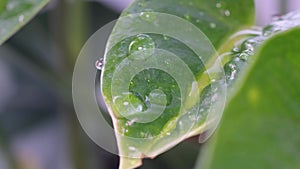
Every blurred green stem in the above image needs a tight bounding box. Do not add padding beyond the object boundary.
[50,0,88,169]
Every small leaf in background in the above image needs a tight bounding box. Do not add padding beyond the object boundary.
[0,0,49,45]
[199,27,300,169]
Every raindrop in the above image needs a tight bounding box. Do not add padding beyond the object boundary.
[229,69,237,81]
[121,128,126,135]
[216,3,222,8]
[210,23,216,29]
[145,96,150,102]
[224,10,231,16]
[18,15,24,22]
[262,25,276,36]
[128,34,155,60]
[129,146,137,151]
[163,35,169,40]
[126,119,137,126]
[95,58,104,70]
[184,14,191,20]
[245,43,254,52]
[239,53,248,61]
[229,63,236,69]
[233,47,240,53]
[140,10,156,22]
[136,104,143,112]
[234,57,241,62]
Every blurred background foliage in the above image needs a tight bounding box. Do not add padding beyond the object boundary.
[0,0,299,169]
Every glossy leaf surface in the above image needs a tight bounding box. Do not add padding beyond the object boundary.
[101,0,255,168]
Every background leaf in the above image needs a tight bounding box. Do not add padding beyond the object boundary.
[199,27,300,169]
[0,0,49,45]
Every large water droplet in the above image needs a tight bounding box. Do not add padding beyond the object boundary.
[95,58,104,70]
[128,34,155,60]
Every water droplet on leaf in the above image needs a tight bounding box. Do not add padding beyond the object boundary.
[128,34,155,60]
[163,35,169,40]
[140,10,156,22]
[184,14,191,20]
[224,10,231,16]
[95,58,104,70]
[210,23,216,28]
[18,15,24,22]
[239,53,248,61]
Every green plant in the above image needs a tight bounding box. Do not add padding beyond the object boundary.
[1,0,300,169]
[101,0,300,169]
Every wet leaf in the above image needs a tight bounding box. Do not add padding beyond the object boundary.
[198,12,300,169]
[0,0,49,45]
[101,0,255,168]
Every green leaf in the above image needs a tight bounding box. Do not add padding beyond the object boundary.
[101,0,255,168]
[198,27,300,169]
[0,0,7,13]
[0,0,49,45]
